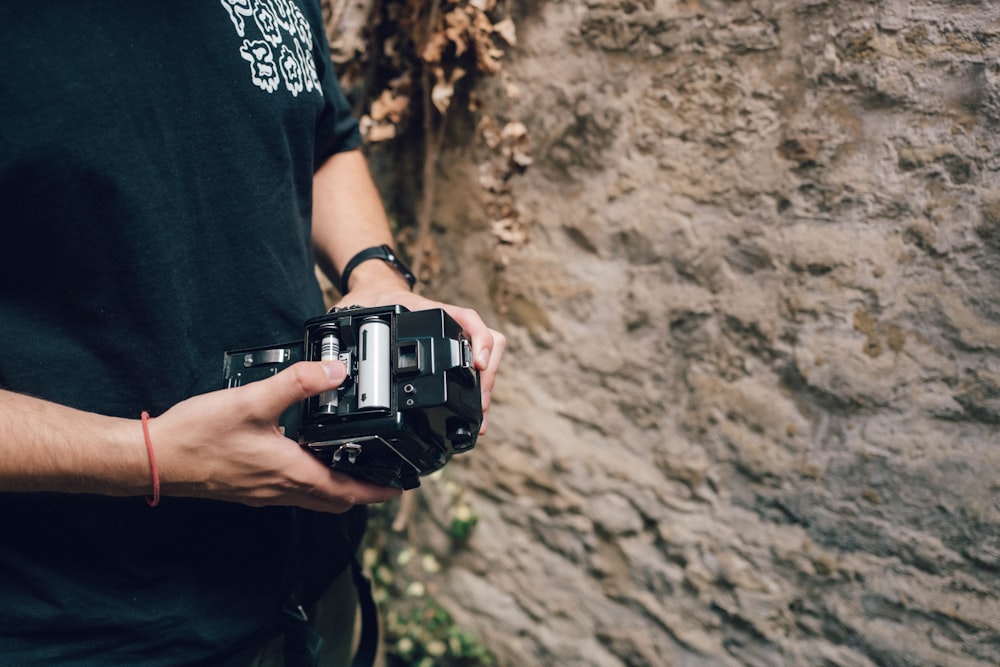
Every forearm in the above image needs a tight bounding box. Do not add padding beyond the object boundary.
[0,389,147,496]
[312,148,411,293]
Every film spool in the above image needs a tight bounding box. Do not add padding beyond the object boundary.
[316,328,340,413]
[357,317,390,410]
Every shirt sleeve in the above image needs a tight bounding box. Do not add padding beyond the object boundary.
[303,0,363,167]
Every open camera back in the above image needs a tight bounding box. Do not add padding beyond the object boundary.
[223,305,482,489]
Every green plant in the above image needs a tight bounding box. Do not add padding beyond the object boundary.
[363,489,495,666]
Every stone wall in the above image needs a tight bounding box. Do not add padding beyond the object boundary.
[359,1,1000,665]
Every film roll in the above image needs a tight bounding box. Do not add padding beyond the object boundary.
[357,317,391,410]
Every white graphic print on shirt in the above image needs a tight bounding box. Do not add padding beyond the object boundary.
[221,0,323,97]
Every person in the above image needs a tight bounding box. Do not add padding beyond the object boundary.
[0,2,504,665]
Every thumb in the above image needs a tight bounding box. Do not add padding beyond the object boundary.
[246,360,347,418]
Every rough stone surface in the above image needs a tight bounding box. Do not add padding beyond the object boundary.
[363,1,1000,665]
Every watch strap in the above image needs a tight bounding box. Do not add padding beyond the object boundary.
[339,244,416,294]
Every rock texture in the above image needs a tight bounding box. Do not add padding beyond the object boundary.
[362,1,1000,665]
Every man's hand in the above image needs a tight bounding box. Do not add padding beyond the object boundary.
[335,269,506,435]
[146,360,403,512]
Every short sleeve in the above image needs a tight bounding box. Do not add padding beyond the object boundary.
[303,0,363,167]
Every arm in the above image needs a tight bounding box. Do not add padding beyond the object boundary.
[0,389,146,496]
[0,362,401,512]
[312,149,506,433]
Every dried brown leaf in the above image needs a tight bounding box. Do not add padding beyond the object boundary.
[444,8,472,57]
[476,47,504,74]
[421,29,448,63]
[492,17,517,46]
[501,121,527,141]
[478,173,502,192]
[471,10,504,74]
[501,121,532,167]
[430,66,467,114]
[491,217,529,246]
[360,115,398,143]
[370,89,410,123]
[478,116,502,149]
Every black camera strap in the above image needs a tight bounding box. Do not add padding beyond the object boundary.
[281,508,379,667]
[281,604,325,667]
[347,549,379,667]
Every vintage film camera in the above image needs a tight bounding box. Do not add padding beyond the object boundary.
[223,305,482,490]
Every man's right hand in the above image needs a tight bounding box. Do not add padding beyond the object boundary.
[0,362,402,513]
[145,361,403,512]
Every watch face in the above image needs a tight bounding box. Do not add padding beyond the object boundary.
[382,245,416,288]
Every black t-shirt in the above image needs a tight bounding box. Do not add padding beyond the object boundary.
[0,2,363,663]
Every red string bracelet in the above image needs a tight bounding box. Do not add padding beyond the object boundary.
[140,411,160,507]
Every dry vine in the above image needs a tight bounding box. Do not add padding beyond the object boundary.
[325,0,529,296]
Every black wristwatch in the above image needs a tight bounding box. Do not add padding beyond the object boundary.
[339,244,417,294]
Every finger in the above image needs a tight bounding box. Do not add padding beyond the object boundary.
[436,307,503,435]
[478,328,505,403]
[440,305,495,371]
[322,470,405,506]
[484,328,506,382]
[289,472,404,513]
[241,361,347,421]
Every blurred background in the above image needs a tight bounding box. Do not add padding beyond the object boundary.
[323,1,1000,665]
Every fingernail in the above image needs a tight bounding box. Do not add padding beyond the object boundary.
[321,361,347,382]
[477,348,491,370]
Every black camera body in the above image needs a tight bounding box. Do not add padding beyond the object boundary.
[223,305,482,490]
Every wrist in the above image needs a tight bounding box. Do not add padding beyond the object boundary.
[140,411,160,506]
[346,259,414,294]
[104,414,157,497]
[339,244,416,295]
